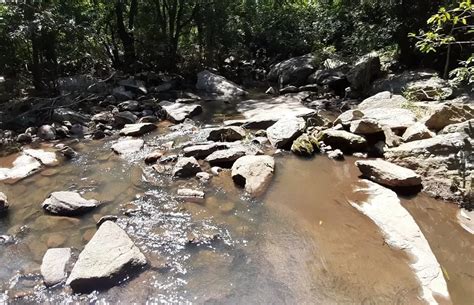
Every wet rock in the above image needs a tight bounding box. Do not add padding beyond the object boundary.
[41,248,71,287]
[144,150,163,164]
[205,147,247,167]
[196,172,211,183]
[207,126,246,142]
[114,111,137,126]
[266,115,305,149]
[0,155,42,181]
[231,155,275,196]
[211,166,223,176]
[111,139,144,154]
[267,54,316,87]
[319,129,367,153]
[37,125,56,140]
[92,129,106,140]
[24,149,58,166]
[347,52,381,91]
[402,122,434,142]
[16,133,32,144]
[327,149,344,160]
[159,101,203,123]
[252,136,268,145]
[118,100,139,112]
[119,123,157,137]
[172,157,201,178]
[196,70,248,97]
[59,146,77,159]
[66,221,147,293]
[183,142,230,159]
[159,154,178,163]
[279,85,299,94]
[42,192,99,216]
[96,215,118,227]
[152,164,172,174]
[0,192,8,214]
[349,119,382,135]
[357,91,407,110]
[291,133,319,156]
[356,159,422,188]
[52,108,90,125]
[176,189,205,203]
[424,103,474,131]
[92,112,114,124]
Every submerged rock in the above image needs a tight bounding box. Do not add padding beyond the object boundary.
[172,157,201,178]
[207,126,246,142]
[176,189,205,203]
[0,192,8,214]
[231,155,275,196]
[0,155,42,181]
[42,191,99,216]
[266,115,305,149]
[111,139,144,154]
[196,70,248,97]
[41,248,71,287]
[356,159,422,188]
[119,123,157,137]
[66,221,147,293]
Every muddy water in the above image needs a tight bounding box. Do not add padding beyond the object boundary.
[0,111,473,304]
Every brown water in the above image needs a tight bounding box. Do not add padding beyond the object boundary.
[0,104,473,304]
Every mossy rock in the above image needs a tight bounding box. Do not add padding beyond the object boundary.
[291,134,320,156]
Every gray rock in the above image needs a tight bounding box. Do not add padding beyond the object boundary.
[66,221,147,293]
[370,69,438,95]
[349,119,382,135]
[118,100,139,112]
[358,91,407,110]
[41,248,71,287]
[205,147,247,167]
[119,123,157,137]
[172,157,201,178]
[266,116,306,148]
[92,112,114,124]
[114,111,138,126]
[111,139,144,154]
[207,126,246,142]
[118,79,147,95]
[356,159,422,188]
[363,108,417,131]
[37,125,56,140]
[183,142,230,159]
[23,149,58,166]
[279,85,299,94]
[176,189,205,203]
[402,122,434,142]
[196,172,211,182]
[160,101,202,123]
[42,191,99,216]
[327,149,344,160]
[440,119,474,135]
[231,155,275,197]
[53,108,90,125]
[334,109,365,126]
[267,54,316,87]
[347,52,381,91]
[196,70,248,97]
[319,129,367,153]
[112,86,135,101]
[424,103,474,131]
[405,76,452,101]
[16,133,32,144]
[0,192,8,214]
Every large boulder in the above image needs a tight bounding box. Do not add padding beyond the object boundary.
[42,191,99,216]
[172,157,201,178]
[319,129,367,152]
[357,91,407,110]
[267,54,316,87]
[119,123,157,137]
[231,155,275,196]
[266,116,306,148]
[111,139,144,154]
[0,192,8,214]
[356,159,422,188]
[370,69,438,95]
[347,52,381,91]
[207,126,246,142]
[196,70,248,97]
[159,101,202,123]
[66,221,147,293]
[424,103,474,131]
[362,108,417,131]
[402,122,434,142]
[41,248,71,287]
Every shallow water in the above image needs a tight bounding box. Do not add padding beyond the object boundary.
[0,101,473,304]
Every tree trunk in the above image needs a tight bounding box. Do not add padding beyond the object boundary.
[115,0,136,70]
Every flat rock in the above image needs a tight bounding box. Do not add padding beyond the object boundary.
[356,159,422,188]
[66,221,147,293]
[266,116,305,148]
[24,149,58,166]
[319,129,367,153]
[119,123,157,137]
[41,248,71,287]
[183,142,230,159]
[42,191,99,216]
[207,126,246,142]
[0,155,42,181]
[358,91,407,110]
[176,189,205,203]
[111,139,144,154]
[351,181,450,305]
[160,101,203,123]
[363,108,416,131]
[402,122,434,142]
[205,147,248,167]
[231,155,275,197]
[172,157,201,178]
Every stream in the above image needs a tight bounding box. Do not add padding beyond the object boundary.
[0,99,473,305]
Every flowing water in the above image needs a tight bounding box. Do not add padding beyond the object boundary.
[0,101,473,305]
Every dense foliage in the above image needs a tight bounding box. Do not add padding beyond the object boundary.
[0,0,469,92]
